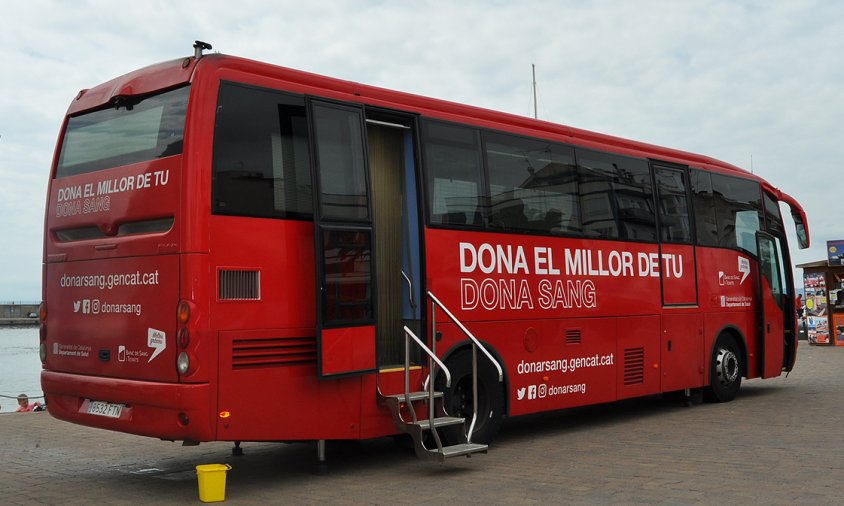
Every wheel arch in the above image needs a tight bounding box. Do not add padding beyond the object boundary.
[440,339,511,416]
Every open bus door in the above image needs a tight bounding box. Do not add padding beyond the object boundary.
[364,114,423,368]
[757,231,786,378]
[310,100,377,378]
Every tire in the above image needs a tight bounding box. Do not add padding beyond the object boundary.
[435,349,504,445]
[705,336,743,403]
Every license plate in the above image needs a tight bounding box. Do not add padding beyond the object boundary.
[87,400,124,419]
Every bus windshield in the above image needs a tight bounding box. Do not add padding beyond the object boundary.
[56,85,190,178]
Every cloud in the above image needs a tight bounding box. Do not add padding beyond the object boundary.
[0,0,843,299]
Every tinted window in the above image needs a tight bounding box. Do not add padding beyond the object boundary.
[422,121,485,227]
[58,86,189,177]
[758,235,784,309]
[322,229,373,323]
[690,169,718,247]
[577,149,655,241]
[212,82,312,218]
[712,174,762,254]
[692,170,764,252]
[654,166,692,244]
[484,132,578,233]
[312,103,369,221]
[763,192,786,237]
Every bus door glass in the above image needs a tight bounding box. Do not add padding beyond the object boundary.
[310,101,376,377]
[365,115,422,367]
[757,231,785,378]
[652,164,697,305]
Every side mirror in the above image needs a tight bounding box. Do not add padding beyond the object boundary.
[792,212,809,249]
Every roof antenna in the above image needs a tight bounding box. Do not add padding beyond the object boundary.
[532,63,538,120]
[193,40,212,59]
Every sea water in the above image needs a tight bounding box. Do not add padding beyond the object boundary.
[0,326,43,414]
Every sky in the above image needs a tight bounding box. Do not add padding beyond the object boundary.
[1,0,842,301]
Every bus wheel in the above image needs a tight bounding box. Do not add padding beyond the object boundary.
[435,350,504,445]
[705,336,742,403]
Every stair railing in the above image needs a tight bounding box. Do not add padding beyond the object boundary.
[403,325,450,451]
[427,291,503,444]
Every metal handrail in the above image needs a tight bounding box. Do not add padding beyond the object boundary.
[428,292,503,380]
[427,290,503,443]
[400,270,417,310]
[403,325,450,436]
[404,326,450,386]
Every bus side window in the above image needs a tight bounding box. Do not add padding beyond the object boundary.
[576,149,655,242]
[691,169,763,255]
[212,81,312,219]
[690,169,719,247]
[654,167,692,244]
[422,120,485,228]
[711,174,763,255]
[483,131,578,234]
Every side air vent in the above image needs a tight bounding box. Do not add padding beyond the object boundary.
[232,336,316,369]
[219,269,260,300]
[624,347,645,385]
[565,329,581,345]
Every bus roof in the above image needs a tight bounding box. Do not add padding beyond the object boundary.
[68,57,198,115]
[68,53,753,178]
[64,52,808,247]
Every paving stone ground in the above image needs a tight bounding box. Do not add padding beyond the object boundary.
[2,343,843,505]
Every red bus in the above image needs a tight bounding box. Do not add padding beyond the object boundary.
[41,42,810,463]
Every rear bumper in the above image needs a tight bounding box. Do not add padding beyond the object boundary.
[41,370,214,441]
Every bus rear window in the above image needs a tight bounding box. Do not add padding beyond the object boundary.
[56,86,189,177]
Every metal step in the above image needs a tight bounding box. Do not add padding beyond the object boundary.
[380,391,443,405]
[413,416,464,431]
[438,443,488,459]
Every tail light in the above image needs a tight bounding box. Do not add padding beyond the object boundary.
[177,300,191,325]
[178,327,190,348]
[176,300,195,376]
[177,352,190,374]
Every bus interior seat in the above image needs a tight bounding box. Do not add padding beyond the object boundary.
[492,198,528,229]
[443,212,467,225]
[543,209,563,229]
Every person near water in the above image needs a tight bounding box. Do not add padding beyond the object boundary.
[15,394,42,413]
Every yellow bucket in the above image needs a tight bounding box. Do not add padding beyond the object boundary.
[196,463,232,503]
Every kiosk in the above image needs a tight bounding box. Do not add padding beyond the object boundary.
[798,256,844,346]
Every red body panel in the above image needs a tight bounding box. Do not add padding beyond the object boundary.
[320,326,376,376]
[660,244,697,305]
[42,369,214,441]
[44,255,178,382]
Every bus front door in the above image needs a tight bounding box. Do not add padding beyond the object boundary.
[757,231,785,378]
[310,100,377,378]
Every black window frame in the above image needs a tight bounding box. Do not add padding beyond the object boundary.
[420,119,487,229]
